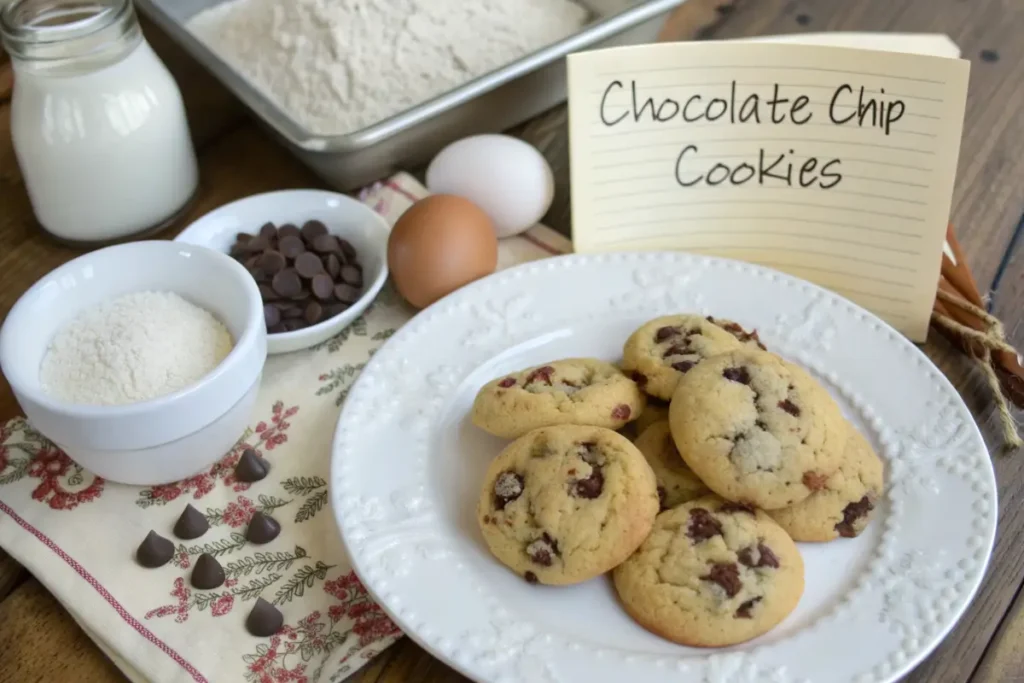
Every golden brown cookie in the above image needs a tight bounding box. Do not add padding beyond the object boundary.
[634,420,709,509]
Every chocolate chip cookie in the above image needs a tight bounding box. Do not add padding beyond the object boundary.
[631,397,669,436]
[634,420,709,510]
[669,349,848,510]
[477,425,659,585]
[705,316,767,351]
[769,429,884,541]
[613,496,804,647]
[471,358,647,439]
[621,315,745,401]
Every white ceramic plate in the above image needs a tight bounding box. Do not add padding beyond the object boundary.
[330,252,996,683]
[175,189,390,354]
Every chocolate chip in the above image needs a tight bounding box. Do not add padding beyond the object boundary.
[572,467,604,499]
[235,448,270,482]
[980,49,1000,63]
[663,344,690,357]
[524,571,539,584]
[778,399,800,416]
[278,224,301,241]
[526,533,559,566]
[735,596,762,619]
[191,552,226,589]
[280,303,304,319]
[672,361,696,373]
[498,377,516,388]
[256,250,286,275]
[339,264,363,287]
[301,219,329,244]
[324,303,350,318]
[246,511,281,544]
[278,235,306,259]
[578,441,600,465]
[702,562,742,597]
[294,251,324,279]
[264,304,281,329]
[311,273,335,300]
[173,504,209,540]
[136,530,174,568]
[655,326,680,342]
[525,365,555,386]
[718,501,756,515]
[281,319,304,332]
[687,507,723,542]
[304,301,324,325]
[338,238,357,261]
[493,471,524,510]
[258,222,277,242]
[311,234,340,254]
[738,542,780,569]
[334,283,361,304]
[802,471,828,491]
[246,597,284,637]
[258,283,277,301]
[836,496,874,537]
[246,235,269,253]
[326,253,342,278]
[271,269,302,298]
[611,404,631,420]
[723,367,751,384]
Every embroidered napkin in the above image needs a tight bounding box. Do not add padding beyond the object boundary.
[0,172,572,683]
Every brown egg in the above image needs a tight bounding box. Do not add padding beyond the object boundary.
[387,195,498,309]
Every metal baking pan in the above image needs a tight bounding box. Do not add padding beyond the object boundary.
[135,0,687,190]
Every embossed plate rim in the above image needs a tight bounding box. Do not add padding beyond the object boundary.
[330,251,997,683]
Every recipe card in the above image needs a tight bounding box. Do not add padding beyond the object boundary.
[566,41,970,342]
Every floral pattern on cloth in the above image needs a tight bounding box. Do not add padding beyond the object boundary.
[0,173,572,683]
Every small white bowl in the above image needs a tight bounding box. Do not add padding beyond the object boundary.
[0,241,267,486]
[175,189,391,354]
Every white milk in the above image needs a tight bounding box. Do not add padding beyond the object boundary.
[5,1,198,243]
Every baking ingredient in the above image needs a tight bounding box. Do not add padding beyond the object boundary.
[135,531,174,568]
[191,553,226,589]
[187,0,590,136]
[5,0,198,243]
[388,195,498,309]
[174,504,210,540]
[426,135,555,238]
[229,220,363,333]
[245,511,281,544]
[235,448,271,482]
[39,291,233,406]
[247,597,284,636]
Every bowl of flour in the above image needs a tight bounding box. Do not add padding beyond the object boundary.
[0,240,267,485]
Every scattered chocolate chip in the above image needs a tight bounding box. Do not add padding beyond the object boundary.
[735,596,762,619]
[191,553,226,589]
[246,511,281,544]
[339,265,362,288]
[334,283,361,304]
[136,530,174,568]
[611,404,631,420]
[629,371,648,388]
[498,377,516,388]
[719,501,756,515]
[494,472,524,510]
[235,448,270,482]
[278,235,306,259]
[723,366,752,384]
[702,562,742,597]
[802,471,828,491]
[264,304,281,329]
[778,399,800,416]
[836,496,874,537]
[573,467,604,499]
[294,251,324,279]
[524,571,539,584]
[655,326,680,342]
[687,507,723,542]
[657,486,668,510]
[174,504,209,540]
[980,49,1000,63]
[526,533,559,566]
[246,597,284,637]
[672,360,696,373]
[301,219,329,244]
[738,542,780,569]
[278,224,301,241]
[271,269,302,298]
[525,365,555,386]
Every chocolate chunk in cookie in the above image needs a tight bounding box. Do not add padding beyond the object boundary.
[737,542,780,569]
[493,472,524,510]
[702,562,742,597]
[526,533,560,566]
[687,507,723,542]
[836,496,874,537]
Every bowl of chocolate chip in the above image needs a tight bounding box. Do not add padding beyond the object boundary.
[175,190,390,353]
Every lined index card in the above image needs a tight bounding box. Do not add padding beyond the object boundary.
[567,42,970,341]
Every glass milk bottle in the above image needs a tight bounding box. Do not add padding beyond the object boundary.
[1,0,199,245]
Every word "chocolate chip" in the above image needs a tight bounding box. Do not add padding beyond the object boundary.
[174,504,210,540]
[230,220,364,334]
[246,597,284,637]
[136,531,174,568]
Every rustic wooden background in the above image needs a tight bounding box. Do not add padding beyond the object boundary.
[1,0,1023,681]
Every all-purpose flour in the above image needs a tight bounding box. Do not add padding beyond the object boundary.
[40,291,234,406]
[187,0,590,136]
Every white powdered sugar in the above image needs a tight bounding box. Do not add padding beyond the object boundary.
[187,0,590,136]
[40,291,234,406]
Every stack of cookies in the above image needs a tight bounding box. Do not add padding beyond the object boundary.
[470,314,884,648]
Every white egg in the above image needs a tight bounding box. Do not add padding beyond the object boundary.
[426,134,555,239]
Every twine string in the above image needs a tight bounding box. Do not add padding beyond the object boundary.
[932,288,1023,453]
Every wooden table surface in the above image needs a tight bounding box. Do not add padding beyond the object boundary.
[2,0,1024,681]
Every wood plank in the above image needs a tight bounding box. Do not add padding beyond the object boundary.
[0,579,125,683]
[972,584,1024,682]
[0,548,26,601]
